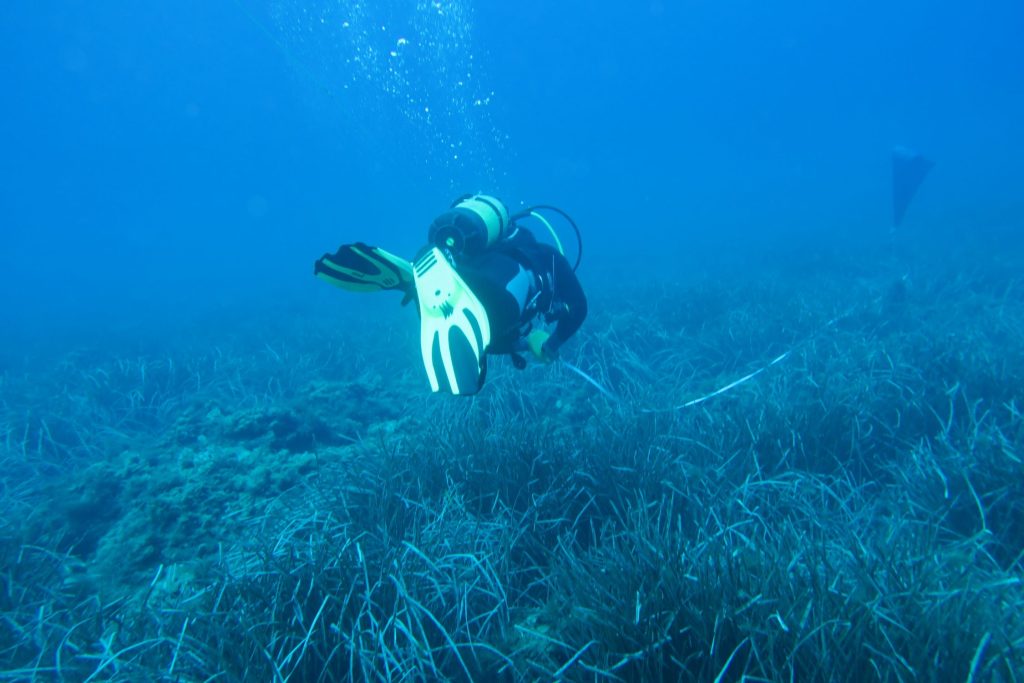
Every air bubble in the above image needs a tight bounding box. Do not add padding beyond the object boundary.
[272,0,505,188]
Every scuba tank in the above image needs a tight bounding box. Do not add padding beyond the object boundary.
[428,194,583,273]
[428,194,511,260]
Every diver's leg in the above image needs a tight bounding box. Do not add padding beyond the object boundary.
[458,252,530,353]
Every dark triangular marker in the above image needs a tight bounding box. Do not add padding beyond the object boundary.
[892,146,934,226]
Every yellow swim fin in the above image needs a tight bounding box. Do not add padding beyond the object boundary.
[314,243,413,293]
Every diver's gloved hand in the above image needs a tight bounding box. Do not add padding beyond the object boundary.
[526,329,558,363]
[541,340,559,362]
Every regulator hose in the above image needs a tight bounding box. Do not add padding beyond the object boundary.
[511,205,583,272]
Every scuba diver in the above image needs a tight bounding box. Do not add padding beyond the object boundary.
[313,195,587,396]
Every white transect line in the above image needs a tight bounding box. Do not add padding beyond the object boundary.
[562,360,618,401]
[663,295,878,412]
[673,351,791,410]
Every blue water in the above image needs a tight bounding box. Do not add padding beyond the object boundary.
[3,0,1021,345]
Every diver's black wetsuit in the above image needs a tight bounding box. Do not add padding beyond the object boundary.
[457,227,587,357]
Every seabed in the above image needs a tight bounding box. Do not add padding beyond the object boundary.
[2,244,1022,681]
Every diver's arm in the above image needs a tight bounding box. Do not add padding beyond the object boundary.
[546,253,587,352]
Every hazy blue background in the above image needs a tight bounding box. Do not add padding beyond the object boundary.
[2,0,1022,355]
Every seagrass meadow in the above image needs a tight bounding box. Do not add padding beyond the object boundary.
[2,243,1023,682]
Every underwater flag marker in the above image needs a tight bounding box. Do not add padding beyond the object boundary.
[892,146,934,227]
